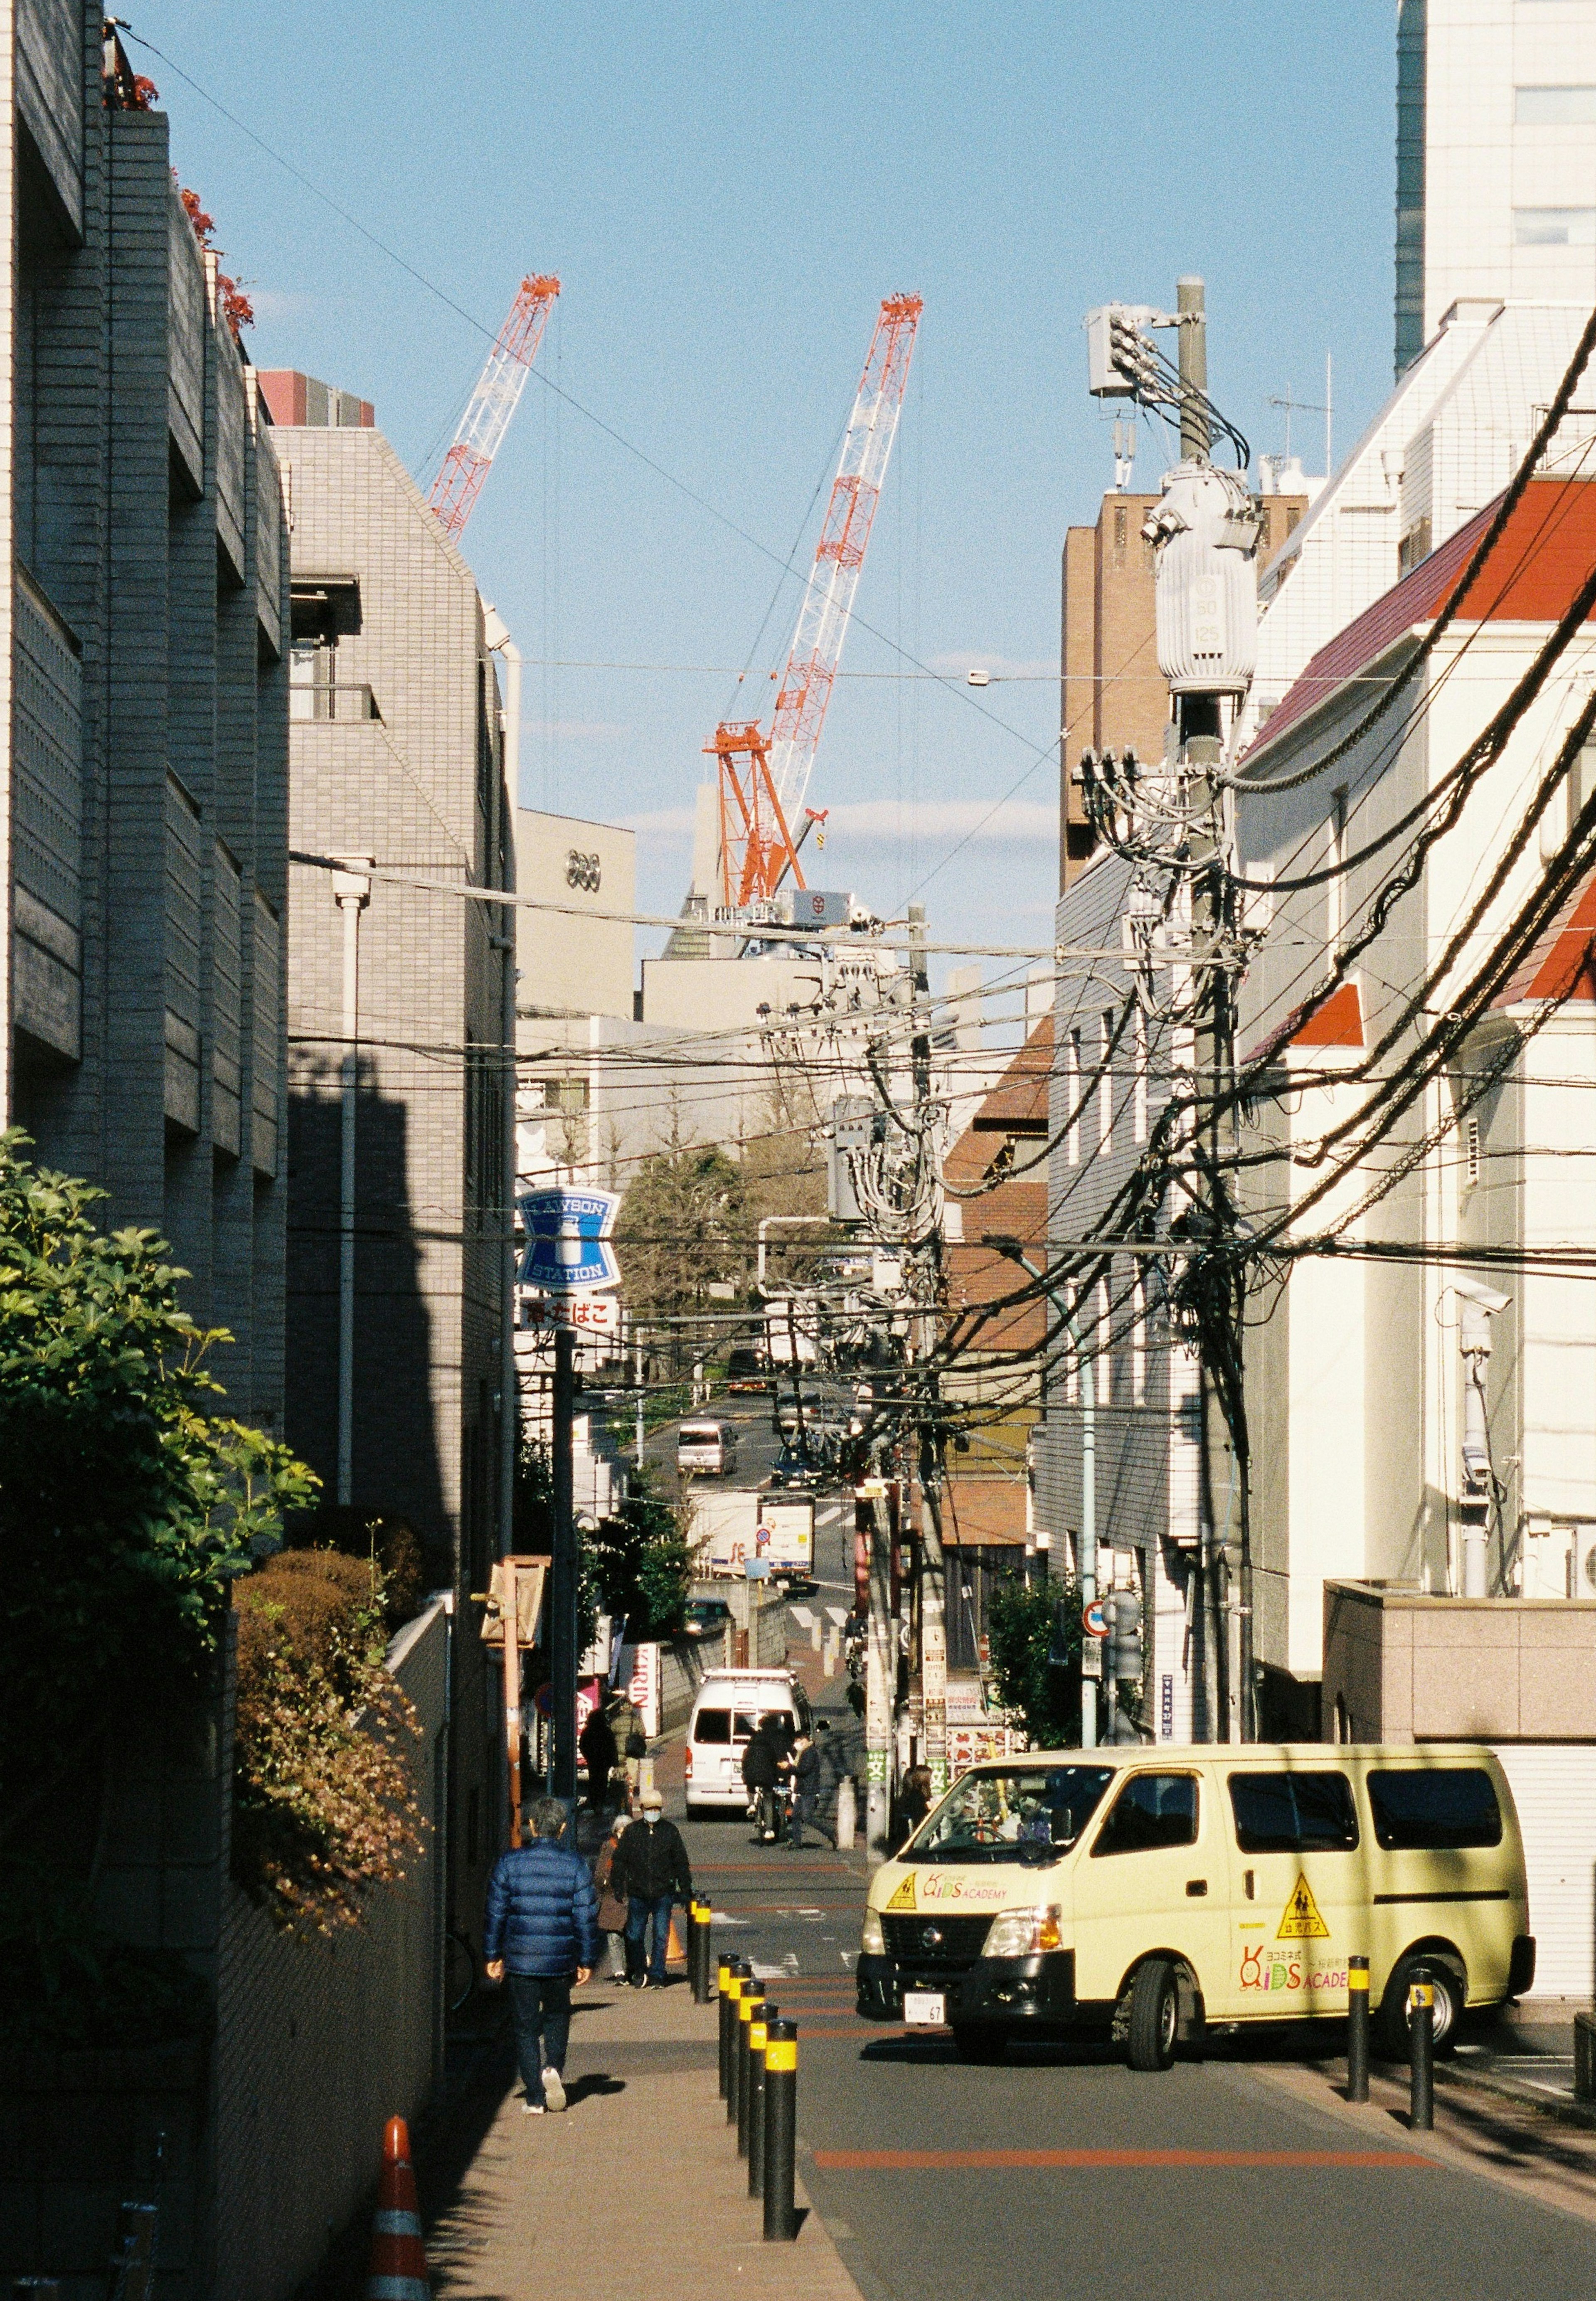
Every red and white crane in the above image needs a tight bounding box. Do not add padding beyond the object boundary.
[427,274,561,540]
[712,293,922,911]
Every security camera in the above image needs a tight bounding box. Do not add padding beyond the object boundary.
[1453,1276,1510,1357]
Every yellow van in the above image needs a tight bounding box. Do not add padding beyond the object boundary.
[856,1744,1533,2068]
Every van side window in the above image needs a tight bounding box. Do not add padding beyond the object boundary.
[1368,1768,1502,1850]
[693,1709,732,1745]
[732,1711,758,1742]
[1091,1772,1198,1856]
[1229,1771,1359,1854]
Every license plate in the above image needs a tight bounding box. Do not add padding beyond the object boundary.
[904,1991,946,2028]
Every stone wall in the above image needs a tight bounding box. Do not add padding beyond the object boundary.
[1323,1580,1596,1742]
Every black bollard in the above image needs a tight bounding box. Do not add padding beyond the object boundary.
[737,1986,766,2158]
[1347,1954,1370,2104]
[748,2001,775,2198]
[724,1961,749,2117]
[1409,1967,1434,2131]
[692,1901,714,2004]
[716,1954,734,2098]
[763,2020,798,2242]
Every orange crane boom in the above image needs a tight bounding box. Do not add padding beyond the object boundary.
[428,275,560,541]
[714,293,921,911]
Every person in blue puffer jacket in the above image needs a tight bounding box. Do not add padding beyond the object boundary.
[484,1796,602,2114]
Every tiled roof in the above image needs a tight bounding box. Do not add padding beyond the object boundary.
[1495,870,1596,1006]
[969,1015,1053,1131]
[1243,980,1364,1068]
[1244,480,1596,766]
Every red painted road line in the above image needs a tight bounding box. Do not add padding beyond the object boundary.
[812,2148,1436,2171]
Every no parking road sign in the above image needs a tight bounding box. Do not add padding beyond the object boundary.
[1082,1598,1108,1640]
[516,1187,621,1293]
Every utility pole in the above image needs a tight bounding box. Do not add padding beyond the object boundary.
[1177,276,1208,460]
[332,860,372,1508]
[550,1323,578,1803]
[908,900,949,1798]
[862,1483,893,1859]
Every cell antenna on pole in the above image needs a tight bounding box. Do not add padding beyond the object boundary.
[714,293,922,911]
[427,274,560,540]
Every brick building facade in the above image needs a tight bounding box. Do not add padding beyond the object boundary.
[2,14,290,1425]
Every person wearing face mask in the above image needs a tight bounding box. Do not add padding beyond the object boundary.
[610,1788,693,1988]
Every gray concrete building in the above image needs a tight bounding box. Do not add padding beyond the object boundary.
[1,17,291,1427]
[264,375,514,1916]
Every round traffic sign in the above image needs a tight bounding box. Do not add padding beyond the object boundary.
[1083,1599,1108,1639]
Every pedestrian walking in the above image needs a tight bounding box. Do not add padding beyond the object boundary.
[484,1796,600,2114]
[789,1730,823,1850]
[593,1806,630,1983]
[621,1705,648,1812]
[579,1700,619,1812]
[610,1787,692,1987]
[894,1764,932,1851]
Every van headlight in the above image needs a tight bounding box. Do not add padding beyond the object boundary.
[982,1905,1064,1959]
[861,1907,886,1956]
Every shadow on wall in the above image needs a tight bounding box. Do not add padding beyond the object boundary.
[285,1058,448,1582]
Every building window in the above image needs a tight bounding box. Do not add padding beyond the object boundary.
[1133,1007,1148,1146]
[542,1077,589,1115]
[1132,1274,1146,1406]
[1099,1009,1114,1154]
[1514,206,1596,245]
[1515,85,1596,125]
[1096,1277,1111,1407]
[1065,1289,1079,1405]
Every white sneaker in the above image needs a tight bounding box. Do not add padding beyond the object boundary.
[541,2065,566,2113]
[522,2099,545,2116]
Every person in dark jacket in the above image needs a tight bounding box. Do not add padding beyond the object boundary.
[484,1797,601,2113]
[610,1787,692,1986]
[894,1764,932,1852]
[579,1702,619,1812]
[742,1714,791,1843]
[788,1732,823,1850]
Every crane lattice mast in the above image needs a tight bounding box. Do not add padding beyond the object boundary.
[427,274,560,540]
[714,293,921,910]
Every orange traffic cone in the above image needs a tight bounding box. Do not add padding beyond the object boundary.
[367,2115,430,2300]
[667,1916,687,1969]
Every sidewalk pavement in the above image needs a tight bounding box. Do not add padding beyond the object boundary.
[421,1977,863,2301]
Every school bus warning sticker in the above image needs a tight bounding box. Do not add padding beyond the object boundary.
[884,1873,917,1914]
[1276,1872,1330,1940]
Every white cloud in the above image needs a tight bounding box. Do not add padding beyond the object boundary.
[821,798,1056,843]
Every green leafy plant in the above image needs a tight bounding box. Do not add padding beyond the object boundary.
[0,1130,317,1837]
[589,1466,692,1639]
[986,1573,1082,1749]
[232,1549,426,1934]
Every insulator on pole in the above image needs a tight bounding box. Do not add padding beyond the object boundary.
[427,274,560,542]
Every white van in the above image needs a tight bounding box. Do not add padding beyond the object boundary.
[677,1420,738,1477]
[857,1743,1532,2068]
[683,1668,811,1815]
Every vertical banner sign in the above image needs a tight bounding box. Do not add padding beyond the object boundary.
[629,1641,661,1740]
[1161,1674,1175,1742]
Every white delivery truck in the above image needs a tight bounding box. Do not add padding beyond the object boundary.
[689,1489,815,1584]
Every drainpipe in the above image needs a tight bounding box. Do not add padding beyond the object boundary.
[332,860,372,1507]
[486,609,521,1562]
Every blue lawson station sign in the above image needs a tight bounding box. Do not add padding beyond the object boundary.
[516,1187,621,1295]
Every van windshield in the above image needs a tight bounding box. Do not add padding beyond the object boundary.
[909,1765,1117,1865]
[680,1426,721,1444]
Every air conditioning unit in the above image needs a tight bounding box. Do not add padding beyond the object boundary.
[1575,1526,1596,1601]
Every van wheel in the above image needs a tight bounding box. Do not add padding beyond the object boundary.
[1126,1959,1180,2072]
[1381,1956,1464,2058]
[952,2023,1008,2064]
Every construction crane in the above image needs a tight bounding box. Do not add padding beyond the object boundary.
[713,293,922,911]
[427,274,560,540]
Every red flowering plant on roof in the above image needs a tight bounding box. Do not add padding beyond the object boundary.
[178,183,256,339]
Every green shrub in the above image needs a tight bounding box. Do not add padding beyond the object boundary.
[986,1573,1082,1749]
[232,1550,426,1934]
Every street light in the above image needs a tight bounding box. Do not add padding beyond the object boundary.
[984,1234,1098,1750]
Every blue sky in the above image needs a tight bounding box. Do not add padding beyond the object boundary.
[138,3,1395,977]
